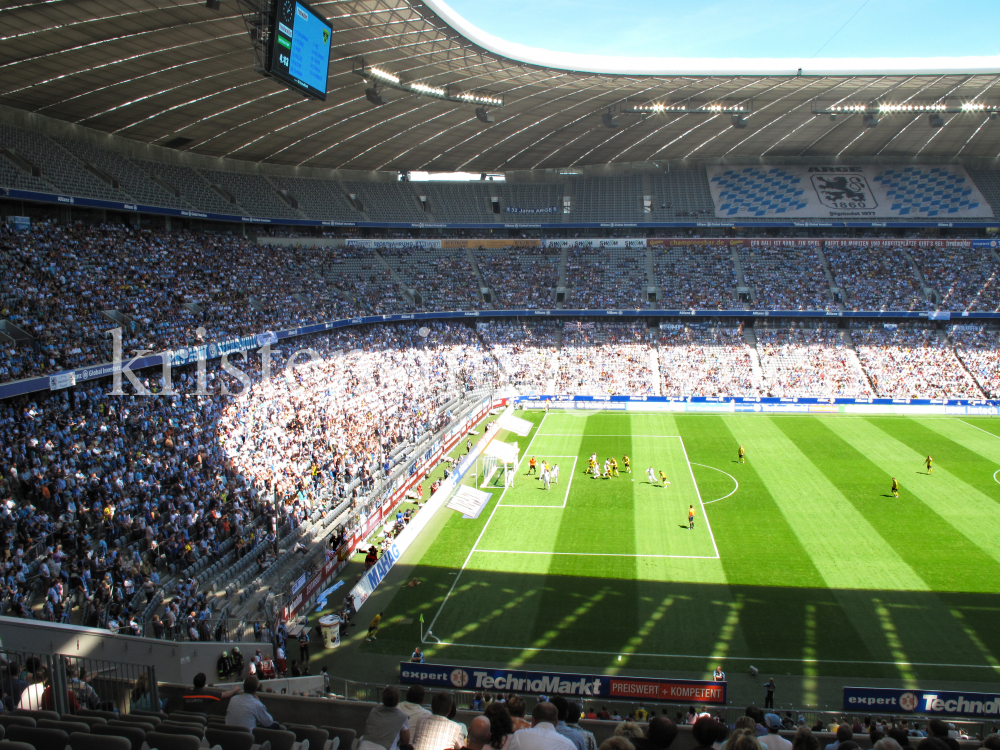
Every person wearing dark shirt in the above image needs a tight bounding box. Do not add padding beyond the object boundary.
[182,672,239,713]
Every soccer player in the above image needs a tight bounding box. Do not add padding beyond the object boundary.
[623,455,631,473]
[647,467,656,485]
[610,457,619,477]
[925,455,933,474]
[551,464,559,484]
[659,470,671,487]
[738,445,745,464]
[592,461,601,479]
[688,505,695,530]
[541,465,550,491]
[527,456,537,475]
[891,477,899,498]
[366,611,383,641]
[603,459,611,479]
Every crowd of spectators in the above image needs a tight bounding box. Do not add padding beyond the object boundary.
[475,248,561,309]
[953,328,1000,398]
[853,325,982,399]
[910,247,1000,312]
[654,246,736,309]
[738,246,835,310]
[557,324,658,395]
[826,246,930,311]
[756,327,873,399]
[381,248,487,311]
[659,326,759,398]
[478,322,560,391]
[565,248,646,309]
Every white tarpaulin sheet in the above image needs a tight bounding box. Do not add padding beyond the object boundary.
[498,412,534,436]
[446,485,492,519]
[707,165,993,220]
[484,440,520,463]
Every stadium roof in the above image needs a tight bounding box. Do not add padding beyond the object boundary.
[2,0,1000,172]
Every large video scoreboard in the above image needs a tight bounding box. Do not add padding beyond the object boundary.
[268,0,332,100]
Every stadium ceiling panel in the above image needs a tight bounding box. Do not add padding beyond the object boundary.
[1,0,1000,171]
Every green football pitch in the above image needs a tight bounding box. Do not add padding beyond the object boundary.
[366,410,1000,686]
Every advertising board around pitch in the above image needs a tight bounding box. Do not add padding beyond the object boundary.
[400,663,726,704]
[844,687,1000,719]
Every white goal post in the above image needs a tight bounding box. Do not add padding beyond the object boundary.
[479,440,520,488]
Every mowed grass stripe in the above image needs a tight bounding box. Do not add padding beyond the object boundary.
[826,418,1000,569]
[909,418,1000,501]
[777,418,1000,669]
[725,416,928,591]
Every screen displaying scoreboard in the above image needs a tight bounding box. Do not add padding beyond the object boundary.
[268,0,332,101]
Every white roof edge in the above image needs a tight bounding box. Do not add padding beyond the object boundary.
[421,0,1000,77]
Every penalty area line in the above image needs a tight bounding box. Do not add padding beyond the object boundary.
[472,549,718,559]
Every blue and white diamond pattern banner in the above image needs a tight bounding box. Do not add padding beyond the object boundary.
[707,165,993,219]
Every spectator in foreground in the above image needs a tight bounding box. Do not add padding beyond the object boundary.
[483,701,514,749]
[413,692,465,750]
[566,703,598,750]
[760,715,791,750]
[725,730,763,750]
[183,672,240,712]
[873,740,903,750]
[551,696,587,750]
[601,741,635,750]
[692,717,720,750]
[399,684,432,725]
[792,727,820,750]
[632,716,678,750]
[508,695,532,732]
[225,676,280,730]
[615,722,644,740]
[826,726,853,750]
[360,686,411,750]
[462,716,493,750]
[508,702,576,750]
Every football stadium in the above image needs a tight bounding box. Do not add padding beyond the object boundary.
[1,0,1000,748]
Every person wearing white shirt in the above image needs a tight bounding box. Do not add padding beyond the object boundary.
[507,703,576,750]
[398,684,432,725]
[759,714,792,750]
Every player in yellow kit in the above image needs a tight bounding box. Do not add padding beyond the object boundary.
[738,445,745,464]
[623,455,631,473]
[659,471,670,487]
[891,477,899,498]
[925,455,933,474]
[610,457,619,477]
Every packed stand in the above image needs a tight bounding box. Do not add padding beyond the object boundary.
[910,247,1000,312]
[654,246,736,309]
[756,327,873,398]
[738,246,835,310]
[852,325,983,399]
[475,248,560,309]
[477,321,560,392]
[0,222,392,381]
[952,328,1000,397]
[826,246,931,311]
[659,325,760,397]
[557,324,658,395]
[564,247,646,309]
[219,322,497,500]
[380,248,486,311]
[320,247,414,316]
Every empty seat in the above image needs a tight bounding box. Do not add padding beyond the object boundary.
[12,710,61,722]
[168,714,206,726]
[204,728,256,750]
[0,719,34,731]
[156,724,205,740]
[129,712,168,723]
[79,711,120,723]
[39,721,91,735]
[320,729,355,750]
[144,732,202,750]
[68,732,131,750]
[63,717,107,730]
[213,727,252,735]
[0,741,37,750]
[114,719,157,732]
[286,727,329,750]
[6,725,70,750]
[251,729,300,750]
[92,723,145,748]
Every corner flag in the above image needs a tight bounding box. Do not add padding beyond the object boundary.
[419,613,424,623]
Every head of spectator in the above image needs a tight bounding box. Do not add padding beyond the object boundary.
[837,725,855,744]
[928,722,951,741]
[431,691,454,718]
[766,715,783,734]
[382,685,400,707]
[643,716,678,750]
[916,740,950,750]
[735,718,757,733]
[193,673,208,690]
[406,685,426,704]
[464,716,492,750]
[615,721,645,740]
[888,728,911,748]
[244,676,260,695]
[874,739,904,750]
[601,739,635,750]
[792,727,819,750]
[724,729,761,750]
[982,735,1000,750]
[508,695,527,719]
[533,702,560,728]
[484,702,513,749]
[693,717,720,750]
[551,695,571,723]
